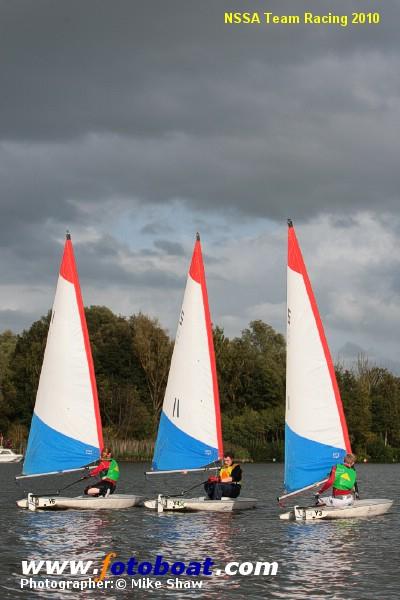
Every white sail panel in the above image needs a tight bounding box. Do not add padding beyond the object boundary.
[34,275,99,447]
[163,274,218,449]
[286,267,346,449]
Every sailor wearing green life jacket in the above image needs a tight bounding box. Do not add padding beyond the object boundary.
[84,447,120,497]
[315,453,359,508]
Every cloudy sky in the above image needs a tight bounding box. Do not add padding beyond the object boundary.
[1,0,399,369]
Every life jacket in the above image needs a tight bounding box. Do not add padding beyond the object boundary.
[333,463,356,491]
[102,458,120,482]
[219,463,241,485]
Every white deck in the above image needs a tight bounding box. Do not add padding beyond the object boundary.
[279,498,393,521]
[144,495,257,512]
[16,494,144,510]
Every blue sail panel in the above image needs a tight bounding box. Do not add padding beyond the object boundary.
[284,423,346,493]
[152,412,219,471]
[23,413,100,476]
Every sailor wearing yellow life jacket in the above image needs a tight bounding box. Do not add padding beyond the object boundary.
[316,453,359,508]
[204,452,242,501]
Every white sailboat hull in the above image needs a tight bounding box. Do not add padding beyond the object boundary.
[16,494,144,510]
[144,495,257,512]
[279,498,393,521]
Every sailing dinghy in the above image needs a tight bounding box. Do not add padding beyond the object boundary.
[16,234,143,510]
[144,234,257,512]
[278,220,392,521]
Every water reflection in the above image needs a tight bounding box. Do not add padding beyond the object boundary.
[130,511,242,597]
[276,520,360,599]
[17,511,115,560]
[7,511,125,599]
[2,463,399,600]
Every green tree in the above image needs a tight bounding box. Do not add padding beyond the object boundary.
[217,321,286,413]
[130,313,173,429]
[336,366,372,456]
[0,330,17,433]
[86,306,152,438]
[370,368,400,449]
[5,314,50,427]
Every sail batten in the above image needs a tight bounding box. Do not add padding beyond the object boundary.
[284,222,351,494]
[22,235,102,477]
[151,235,222,472]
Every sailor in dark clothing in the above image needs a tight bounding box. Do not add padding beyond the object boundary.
[204,452,242,500]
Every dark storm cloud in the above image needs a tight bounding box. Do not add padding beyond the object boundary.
[0,309,40,333]
[336,342,400,376]
[1,0,400,352]
[0,229,183,291]
[337,342,365,358]
[0,232,65,285]
[1,0,398,140]
[141,222,173,236]
[1,0,399,226]
[153,240,185,256]
[64,235,184,289]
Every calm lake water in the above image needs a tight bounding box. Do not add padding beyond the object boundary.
[1,463,398,599]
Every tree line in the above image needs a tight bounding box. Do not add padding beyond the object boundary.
[0,306,399,462]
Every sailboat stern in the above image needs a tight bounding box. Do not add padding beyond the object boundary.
[280,499,394,521]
